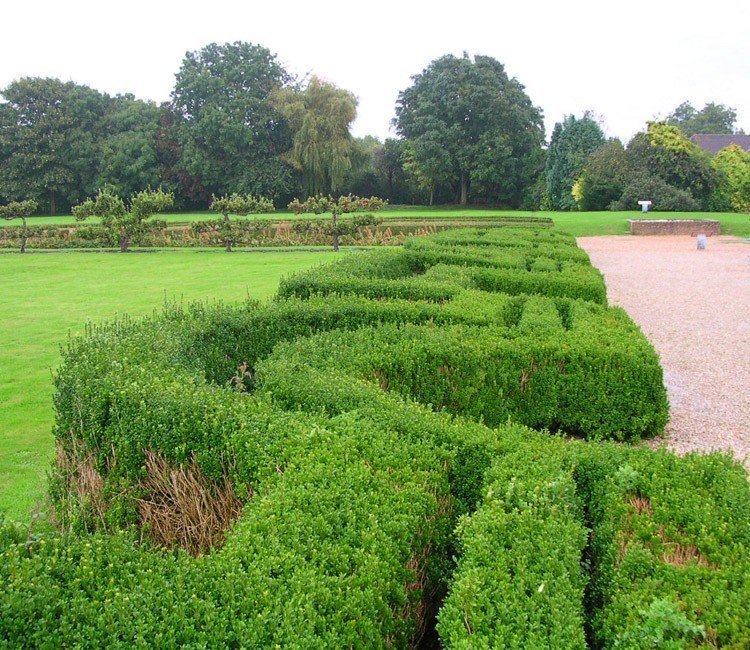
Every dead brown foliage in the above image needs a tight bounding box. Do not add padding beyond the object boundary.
[137,451,243,556]
[618,494,714,569]
[53,436,108,529]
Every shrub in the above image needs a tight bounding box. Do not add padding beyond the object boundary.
[575,446,750,648]
[1,223,745,647]
[610,172,701,212]
[438,436,588,648]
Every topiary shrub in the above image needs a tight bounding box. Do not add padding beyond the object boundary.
[0,225,746,648]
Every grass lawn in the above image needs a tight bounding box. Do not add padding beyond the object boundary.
[4,207,749,238]
[0,249,337,522]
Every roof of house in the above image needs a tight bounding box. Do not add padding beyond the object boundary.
[690,134,750,155]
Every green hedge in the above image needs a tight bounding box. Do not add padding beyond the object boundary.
[280,229,606,304]
[3,412,452,648]
[257,300,667,441]
[437,436,588,649]
[576,446,750,649]
[0,224,746,647]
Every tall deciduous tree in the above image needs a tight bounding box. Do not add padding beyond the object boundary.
[376,139,405,201]
[667,101,739,137]
[97,96,162,198]
[545,113,606,210]
[0,78,109,213]
[395,53,544,206]
[172,42,294,200]
[73,188,173,252]
[0,199,37,252]
[272,77,358,196]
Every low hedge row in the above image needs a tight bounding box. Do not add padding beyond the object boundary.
[279,228,606,304]
[437,436,588,649]
[576,446,750,648]
[257,300,667,441]
[1,225,746,647]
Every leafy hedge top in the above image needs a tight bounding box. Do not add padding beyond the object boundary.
[1,226,747,648]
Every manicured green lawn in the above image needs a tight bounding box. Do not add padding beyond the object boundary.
[5,207,749,238]
[0,249,337,522]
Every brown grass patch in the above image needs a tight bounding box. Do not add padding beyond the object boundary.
[661,540,712,568]
[372,368,389,391]
[627,494,653,516]
[137,451,243,556]
[53,436,108,529]
[618,494,714,569]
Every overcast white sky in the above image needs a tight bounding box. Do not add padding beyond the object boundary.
[1,0,748,143]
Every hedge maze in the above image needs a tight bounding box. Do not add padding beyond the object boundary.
[1,226,748,648]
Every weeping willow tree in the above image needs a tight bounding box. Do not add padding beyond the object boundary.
[273,77,357,196]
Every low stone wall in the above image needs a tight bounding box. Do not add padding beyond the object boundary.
[628,219,721,236]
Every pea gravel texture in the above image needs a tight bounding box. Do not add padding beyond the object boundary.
[579,235,750,466]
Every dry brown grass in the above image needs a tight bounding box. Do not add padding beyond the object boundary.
[137,451,243,556]
[618,494,714,570]
[372,368,389,391]
[53,436,108,529]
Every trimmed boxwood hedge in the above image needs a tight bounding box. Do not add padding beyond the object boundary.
[1,226,747,648]
[437,435,588,649]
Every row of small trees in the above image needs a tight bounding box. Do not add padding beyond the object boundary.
[0,191,386,253]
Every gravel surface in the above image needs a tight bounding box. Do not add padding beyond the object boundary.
[579,235,750,466]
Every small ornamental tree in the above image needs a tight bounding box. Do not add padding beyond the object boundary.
[0,200,37,253]
[73,188,173,252]
[209,194,274,252]
[710,145,750,213]
[288,195,387,251]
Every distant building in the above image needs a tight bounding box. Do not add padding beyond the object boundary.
[690,134,750,156]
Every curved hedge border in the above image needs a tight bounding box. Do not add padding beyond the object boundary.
[1,226,747,648]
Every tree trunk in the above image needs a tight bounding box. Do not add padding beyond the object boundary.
[119,233,129,253]
[20,217,27,253]
[224,213,232,252]
[332,212,340,252]
[50,190,56,216]
[387,171,394,200]
[429,186,434,207]
[460,172,468,206]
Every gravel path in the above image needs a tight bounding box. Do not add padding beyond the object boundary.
[578,235,750,466]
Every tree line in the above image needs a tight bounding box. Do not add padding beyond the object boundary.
[1,42,747,214]
[545,105,749,213]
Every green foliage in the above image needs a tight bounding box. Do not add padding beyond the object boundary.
[272,77,358,195]
[610,172,701,212]
[577,446,750,648]
[437,437,588,649]
[73,188,173,251]
[625,123,716,208]
[0,198,37,252]
[0,199,37,221]
[667,100,738,137]
[395,53,544,206]
[96,96,162,198]
[710,144,750,212]
[209,193,275,251]
[576,140,629,211]
[0,81,168,215]
[287,194,387,250]
[546,113,606,210]
[0,78,111,213]
[0,225,747,647]
[172,41,295,200]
